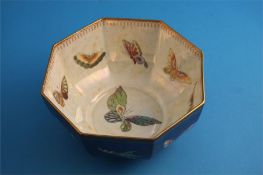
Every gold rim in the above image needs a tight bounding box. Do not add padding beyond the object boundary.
[41,18,205,141]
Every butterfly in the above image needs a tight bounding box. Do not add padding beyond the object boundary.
[53,76,68,107]
[74,51,106,69]
[104,86,161,132]
[122,39,148,68]
[164,48,192,84]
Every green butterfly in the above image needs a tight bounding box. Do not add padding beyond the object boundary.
[104,86,162,132]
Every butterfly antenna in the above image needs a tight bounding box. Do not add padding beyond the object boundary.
[125,107,133,115]
[125,110,132,115]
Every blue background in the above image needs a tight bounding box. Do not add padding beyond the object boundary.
[1,1,262,174]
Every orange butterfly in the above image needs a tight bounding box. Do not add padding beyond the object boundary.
[164,48,192,84]
[53,76,68,107]
[122,39,148,68]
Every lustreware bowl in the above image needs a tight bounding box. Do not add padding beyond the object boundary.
[41,18,205,159]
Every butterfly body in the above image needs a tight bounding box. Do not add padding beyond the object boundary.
[122,40,148,68]
[164,48,192,84]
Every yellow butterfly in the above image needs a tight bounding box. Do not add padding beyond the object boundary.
[53,76,68,107]
[164,48,192,84]
[74,51,106,69]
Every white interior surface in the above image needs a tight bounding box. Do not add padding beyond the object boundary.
[42,19,204,138]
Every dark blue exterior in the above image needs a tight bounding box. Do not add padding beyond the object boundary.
[44,96,203,159]
[153,106,204,155]
[81,136,153,159]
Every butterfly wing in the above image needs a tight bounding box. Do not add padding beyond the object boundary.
[122,39,141,59]
[61,76,68,99]
[53,91,65,107]
[132,40,142,56]
[176,70,192,84]
[120,120,132,132]
[107,86,127,112]
[104,111,122,123]
[164,48,176,73]
[126,115,162,126]
[168,48,177,70]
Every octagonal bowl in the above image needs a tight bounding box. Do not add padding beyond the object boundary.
[41,18,205,159]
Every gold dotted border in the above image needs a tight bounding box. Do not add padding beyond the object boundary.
[160,22,201,57]
[49,18,201,55]
[56,19,103,51]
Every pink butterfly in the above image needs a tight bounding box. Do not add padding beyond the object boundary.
[122,39,148,68]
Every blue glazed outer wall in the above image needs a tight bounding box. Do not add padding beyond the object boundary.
[81,136,153,159]
[153,106,204,155]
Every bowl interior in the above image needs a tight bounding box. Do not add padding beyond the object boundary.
[42,19,204,138]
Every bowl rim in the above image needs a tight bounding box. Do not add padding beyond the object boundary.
[41,17,205,141]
